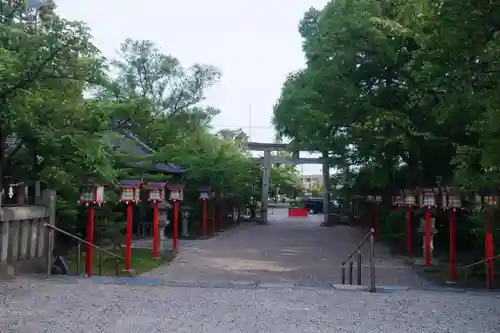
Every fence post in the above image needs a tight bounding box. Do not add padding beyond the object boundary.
[357,251,362,285]
[349,261,354,285]
[369,228,376,292]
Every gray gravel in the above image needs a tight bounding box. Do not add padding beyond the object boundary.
[1,277,499,333]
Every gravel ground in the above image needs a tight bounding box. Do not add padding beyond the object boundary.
[1,277,499,333]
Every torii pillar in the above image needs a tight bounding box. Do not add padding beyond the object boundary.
[259,150,271,224]
[322,151,330,225]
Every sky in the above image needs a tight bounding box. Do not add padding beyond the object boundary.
[56,0,329,174]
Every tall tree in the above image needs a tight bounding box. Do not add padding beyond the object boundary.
[0,0,115,195]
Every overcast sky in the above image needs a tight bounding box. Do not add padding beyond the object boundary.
[56,0,328,174]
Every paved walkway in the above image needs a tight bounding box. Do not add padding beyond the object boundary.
[144,209,424,287]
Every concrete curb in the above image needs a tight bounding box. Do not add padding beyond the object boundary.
[76,276,480,294]
[22,275,498,294]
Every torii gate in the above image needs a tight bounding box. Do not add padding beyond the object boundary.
[245,142,330,224]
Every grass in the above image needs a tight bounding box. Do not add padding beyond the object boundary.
[65,247,176,277]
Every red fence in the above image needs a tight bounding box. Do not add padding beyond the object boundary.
[288,207,308,217]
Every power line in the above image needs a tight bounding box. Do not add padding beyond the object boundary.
[249,104,252,141]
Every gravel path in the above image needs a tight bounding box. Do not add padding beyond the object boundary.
[3,209,494,332]
[1,277,499,333]
[145,209,424,287]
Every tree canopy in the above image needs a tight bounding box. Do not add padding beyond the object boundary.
[272,0,500,263]
[273,0,500,192]
[0,1,300,236]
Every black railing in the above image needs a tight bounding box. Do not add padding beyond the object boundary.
[340,228,376,292]
[45,223,124,277]
[462,253,500,290]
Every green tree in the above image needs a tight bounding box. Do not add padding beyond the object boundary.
[0,1,116,197]
[272,0,500,260]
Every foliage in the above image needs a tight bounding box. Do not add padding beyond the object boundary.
[0,1,299,241]
[272,0,500,260]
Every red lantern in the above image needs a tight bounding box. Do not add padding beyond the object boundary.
[442,187,464,283]
[78,184,105,206]
[392,194,404,206]
[199,186,211,200]
[403,189,416,207]
[118,180,142,204]
[420,187,440,208]
[77,182,106,277]
[146,182,165,202]
[167,182,185,251]
[199,186,211,237]
[443,187,463,210]
[484,195,498,207]
[167,183,185,202]
[145,181,165,259]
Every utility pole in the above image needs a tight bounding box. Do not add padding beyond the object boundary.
[248,103,252,141]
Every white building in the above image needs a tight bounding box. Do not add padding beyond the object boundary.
[298,174,323,194]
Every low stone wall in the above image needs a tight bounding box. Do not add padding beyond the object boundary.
[0,190,56,276]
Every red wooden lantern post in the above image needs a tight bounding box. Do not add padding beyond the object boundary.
[365,195,375,230]
[78,183,106,277]
[118,179,142,272]
[167,183,185,251]
[420,187,439,266]
[146,182,166,259]
[211,191,216,234]
[480,189,497,289]
[374,195,382,239]
[442,187,463,282]
[392,192,404,247]
[351,195,362,226]
[198,187,211,237]
[219,192,225,229]
[403,189,417,258]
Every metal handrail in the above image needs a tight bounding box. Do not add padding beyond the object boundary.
[45,223,123,276]
[461,253,500,290]
[341,229,373,265]
[340,228,376,292]
[461,253,500,269]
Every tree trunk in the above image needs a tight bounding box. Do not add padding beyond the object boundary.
[0,132,5,216]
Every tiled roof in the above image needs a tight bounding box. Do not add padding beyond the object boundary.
[6,128,185,175]
[103,129,185,175]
